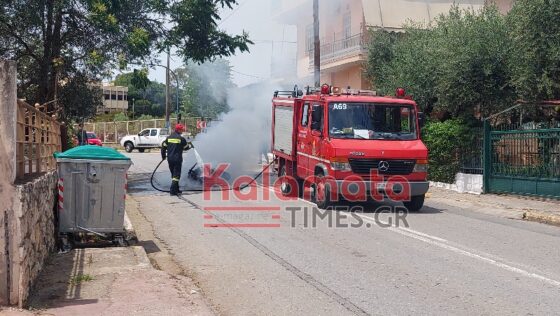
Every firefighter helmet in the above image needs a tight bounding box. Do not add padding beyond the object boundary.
[175,123,185,133]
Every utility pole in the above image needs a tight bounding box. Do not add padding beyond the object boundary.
[165,48,171,128]
[313,0,320,87]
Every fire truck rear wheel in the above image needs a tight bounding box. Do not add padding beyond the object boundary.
[279,165,294,197]
[313,173,332,209]
[403,194,425,212]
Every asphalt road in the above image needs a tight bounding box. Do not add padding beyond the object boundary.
[126,152,560,316]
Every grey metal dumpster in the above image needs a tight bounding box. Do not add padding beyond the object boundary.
[54,146,132,248]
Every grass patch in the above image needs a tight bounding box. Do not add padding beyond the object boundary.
[69,274,94,285]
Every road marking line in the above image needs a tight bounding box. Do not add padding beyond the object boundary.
[396,226,448,243]
[265,184,560,287]
[355,213,560,288]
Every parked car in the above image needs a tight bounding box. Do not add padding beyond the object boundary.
[87,132,103,146]
[120,128,170,153]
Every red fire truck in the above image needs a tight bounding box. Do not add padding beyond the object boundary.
[272,84,429,211]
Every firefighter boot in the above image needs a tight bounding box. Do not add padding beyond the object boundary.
[170,179,180,196]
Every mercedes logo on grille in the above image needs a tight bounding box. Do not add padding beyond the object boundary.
[378,161,390,172]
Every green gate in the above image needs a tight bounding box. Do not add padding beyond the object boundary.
[483,119,560,199]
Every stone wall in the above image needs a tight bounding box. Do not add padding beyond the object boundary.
[0,60,59,307]
[8,172,58,306]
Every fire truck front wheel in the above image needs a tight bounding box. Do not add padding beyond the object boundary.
[403,194,425,212]
[312,173,332,210]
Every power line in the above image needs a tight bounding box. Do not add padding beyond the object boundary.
[219,0,252,26]
[231,69,266,80]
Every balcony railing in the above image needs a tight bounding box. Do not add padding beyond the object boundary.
[308,33,368,68]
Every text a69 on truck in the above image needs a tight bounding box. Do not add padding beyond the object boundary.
[272,84,429,211]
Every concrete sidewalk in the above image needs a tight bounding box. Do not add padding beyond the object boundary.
[427,187,560,226]
[1,246,214,316]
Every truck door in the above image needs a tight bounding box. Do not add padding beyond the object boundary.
[309,103,325,174]
[137,129,150,146]
[296,102,312,177]
[148,129,159,146]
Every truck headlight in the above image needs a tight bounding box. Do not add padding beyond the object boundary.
[331,158,351,171]
[413,159,429,172]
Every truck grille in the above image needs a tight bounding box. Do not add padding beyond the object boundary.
[348,159,416,175]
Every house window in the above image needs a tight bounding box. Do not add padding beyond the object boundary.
[117,91,123,101]
[111,91,116,100]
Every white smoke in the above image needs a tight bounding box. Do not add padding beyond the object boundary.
[185,81,283,178]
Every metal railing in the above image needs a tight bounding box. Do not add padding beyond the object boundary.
[459,127,484,175]
[308,33,368,67]
[16,100,62,179]
[491,127,560,179]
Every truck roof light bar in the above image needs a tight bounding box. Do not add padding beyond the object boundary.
[274,85,304,98]
[305,86,322,95]
[274,90,297,98]
[342,89,377,96]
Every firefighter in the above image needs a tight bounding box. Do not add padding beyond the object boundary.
[161,124,193,196]
[76,123,88,146]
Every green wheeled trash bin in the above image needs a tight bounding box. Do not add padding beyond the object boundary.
[54,146,132,250]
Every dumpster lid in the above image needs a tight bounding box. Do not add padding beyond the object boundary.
[54,145,131,161]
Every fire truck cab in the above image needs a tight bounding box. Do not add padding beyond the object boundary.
[272,84,429,211]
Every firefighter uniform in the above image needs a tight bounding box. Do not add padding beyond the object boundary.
[161,126,193,195]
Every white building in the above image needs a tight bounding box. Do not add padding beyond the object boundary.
[273,0,513,89]
[99,85,129,114]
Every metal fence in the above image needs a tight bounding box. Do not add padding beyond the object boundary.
[490,126,560,178]
[484,119,560,198]
[84,117,211,144]
[16,100,62,179]
[459,127,484,175]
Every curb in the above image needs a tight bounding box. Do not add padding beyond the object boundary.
[522,211,560,227]
[124,211,134,233]
[429,181,482,195]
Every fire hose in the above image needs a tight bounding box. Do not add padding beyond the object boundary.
[150,152,274,193]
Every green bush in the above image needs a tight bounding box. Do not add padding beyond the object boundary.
[423,120,472,183]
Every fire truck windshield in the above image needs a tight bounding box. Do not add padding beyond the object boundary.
[328,102,418,140]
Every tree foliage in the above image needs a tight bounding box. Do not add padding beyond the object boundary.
[507,0,560,101]
[112,59,234,120]
[0,0,251,122]
[177,59,234,118]
[366,5,513,119]
[113,72,168,117]
[58,72,102,121]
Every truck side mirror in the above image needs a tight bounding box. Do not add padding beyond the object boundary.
[311,105,323,134]
[418,112,425,128]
